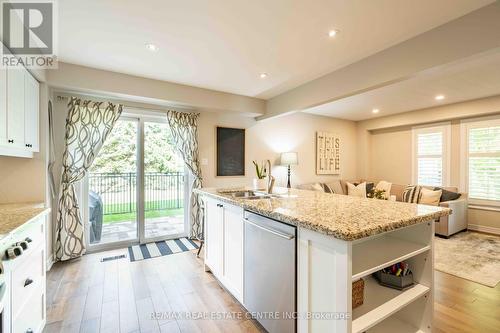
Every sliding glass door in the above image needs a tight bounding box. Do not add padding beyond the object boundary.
[84,114,187,251]
[86,117,139,247]
[142,120,187,242]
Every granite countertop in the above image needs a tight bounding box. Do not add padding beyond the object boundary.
[195,187,451,241]
[0,202,50,237]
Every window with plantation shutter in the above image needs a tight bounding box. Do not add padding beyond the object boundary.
[462,119,500,205]
[412,124,450,187]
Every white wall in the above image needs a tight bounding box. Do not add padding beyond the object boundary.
[48,62,265,116]
[198,112,358,189]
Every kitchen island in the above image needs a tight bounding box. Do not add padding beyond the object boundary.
[195,187,451,333]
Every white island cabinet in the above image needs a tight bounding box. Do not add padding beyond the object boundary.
[204,197,244,303]
[298,221,433,333]
[199,188,446,333]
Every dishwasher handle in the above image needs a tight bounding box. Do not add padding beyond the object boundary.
[244,218,295,240]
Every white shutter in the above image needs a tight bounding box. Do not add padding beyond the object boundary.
[414,129,446,187]
[467,126,500,201]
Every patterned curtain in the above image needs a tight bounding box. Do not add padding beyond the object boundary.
[166,110,203,239]
[55,98,122,261]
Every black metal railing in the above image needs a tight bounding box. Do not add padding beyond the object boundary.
[89,172,184,215]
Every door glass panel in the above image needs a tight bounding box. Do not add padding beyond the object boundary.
[88,119,138,245]
[144,121,185,239]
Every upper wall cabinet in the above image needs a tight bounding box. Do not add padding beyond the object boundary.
[7,68,26,150]
[0,68,7,147]
[24,70,40,152]
[0,66,40,158]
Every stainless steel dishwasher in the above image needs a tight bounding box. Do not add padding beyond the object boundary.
[244,211,296,333]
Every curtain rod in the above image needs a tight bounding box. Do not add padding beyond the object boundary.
[55,95,196,114]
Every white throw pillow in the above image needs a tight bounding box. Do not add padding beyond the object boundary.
[347,182,367,198]
[375,180,392,199]
[418,188,442,206]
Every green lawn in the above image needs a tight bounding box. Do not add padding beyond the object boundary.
[103,207,184,224]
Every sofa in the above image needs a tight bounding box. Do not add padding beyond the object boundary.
[297,180,468,238]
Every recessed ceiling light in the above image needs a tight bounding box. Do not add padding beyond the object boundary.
[372,108,380,114]
[328,29,339,38]
[260,73,268,79]
[145,43,159,52]
[435,95,445,101]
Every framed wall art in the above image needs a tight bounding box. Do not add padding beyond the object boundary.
[316,131,340,175]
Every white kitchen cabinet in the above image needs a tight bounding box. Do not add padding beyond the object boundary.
[203,198,244,303]
[6,67,25,149]
[0,66,40,157]
[3,211,48,333]
[205,199,224,277]
[24,71,39,152]
[0,68,7,146]
[222,203,244,302]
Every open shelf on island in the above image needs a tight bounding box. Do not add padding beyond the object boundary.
[352,235,430,281]
[352,277,429,333]
[364,316,424,333]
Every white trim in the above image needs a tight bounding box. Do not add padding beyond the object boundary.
[459,121,467,193]
[83,115,189,252]
[468,204,500,212]
[411,122,451,186]
[46,253,54,271]
[460,114,500,124]
[468,224,500,235]
[460,116,500,204]
[0,146,33,158]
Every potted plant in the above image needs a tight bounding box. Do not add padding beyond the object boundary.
[252,160,267,190]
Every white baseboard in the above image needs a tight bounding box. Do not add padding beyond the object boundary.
[468,224,500,235]
[46,253,55,271]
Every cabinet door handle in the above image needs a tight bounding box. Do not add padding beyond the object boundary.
[24,278,34,287]
[8,139,13,143]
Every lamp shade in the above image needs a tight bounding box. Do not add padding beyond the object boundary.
[280,152,298,166]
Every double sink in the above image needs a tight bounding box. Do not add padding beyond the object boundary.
[231,190,280,200]
[222,190,281,200]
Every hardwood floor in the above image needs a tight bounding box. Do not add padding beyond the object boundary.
[44,247,500,333]
[44,248,263,333]
[433,270,500,333]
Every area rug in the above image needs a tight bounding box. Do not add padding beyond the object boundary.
[128,237,198,262]
[434,232,500,287]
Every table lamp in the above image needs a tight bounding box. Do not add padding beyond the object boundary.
[280,152,298,188]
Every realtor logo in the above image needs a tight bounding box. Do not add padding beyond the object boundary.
[1,0,57,68]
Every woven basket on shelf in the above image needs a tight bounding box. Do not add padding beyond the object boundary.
[352,279,364,309]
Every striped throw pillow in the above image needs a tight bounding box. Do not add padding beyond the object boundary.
[402,185,422,203]
[322,183,334,194]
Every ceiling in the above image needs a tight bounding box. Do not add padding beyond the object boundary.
[57,0,494,99]
[304,49,500,121]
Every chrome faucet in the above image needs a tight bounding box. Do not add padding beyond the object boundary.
[265,159,275,194]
